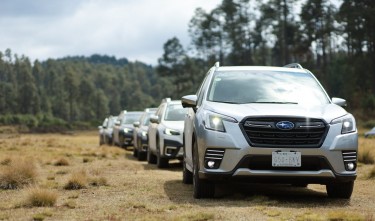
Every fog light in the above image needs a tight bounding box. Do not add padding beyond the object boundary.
[346,162,356,171]
[207,161,215,168]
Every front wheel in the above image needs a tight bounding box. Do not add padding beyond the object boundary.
[147,146,157,164]
[326,181,354,199]
[182,159,193,184]
[193,139,214,199]
[133,146,138,157]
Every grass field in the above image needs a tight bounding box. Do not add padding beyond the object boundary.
[0,127,374,221]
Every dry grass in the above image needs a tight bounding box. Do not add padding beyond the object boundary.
[0,130,374,220]
[64,170,87,190]
[53,157,70,166]
[368,165,375,179]
[358,139,375,164]
[89,176,108,187]
[0,157,12,166]
[327,210,365,221]
[0,158,38,189]
[24,188,58,207]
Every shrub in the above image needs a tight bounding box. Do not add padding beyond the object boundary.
[0,158,37,189]
[64,171,87,190]
[0,157,12,166]
[368,165,375,179]
[358,149,375,164]
[25,188,58,207]
[89,176,108,187]
[53,158,69,166]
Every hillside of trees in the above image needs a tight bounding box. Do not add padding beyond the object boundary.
[0,0,374,131]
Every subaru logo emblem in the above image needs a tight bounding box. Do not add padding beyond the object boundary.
[276,121,294,130]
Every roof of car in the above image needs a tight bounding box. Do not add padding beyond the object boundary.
[215,66,309,73]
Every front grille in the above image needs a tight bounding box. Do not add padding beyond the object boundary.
[240,117,328,148]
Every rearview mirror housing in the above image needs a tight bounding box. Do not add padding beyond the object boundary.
[181,95,197,108]
[332,97,347,107]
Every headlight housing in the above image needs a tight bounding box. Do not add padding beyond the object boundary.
[204,110,237,132]
[124,128,132,133]
[164,128,180,135]
[331,114,356,134]
[141,131,147,137]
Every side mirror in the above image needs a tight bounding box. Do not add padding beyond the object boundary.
[133,121,140,128]
[98,126,103,130]
[115,120,121,126]
[332,97,347,107]
[181,95,197,108]
[150,115,159,124]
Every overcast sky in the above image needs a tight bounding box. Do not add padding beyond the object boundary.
[0,0,221,65]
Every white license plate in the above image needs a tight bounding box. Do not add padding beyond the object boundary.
[272,151,301,167]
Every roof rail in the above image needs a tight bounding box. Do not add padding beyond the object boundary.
[214,62,220,68]
[283,63,303,69]
[162,98,171,103]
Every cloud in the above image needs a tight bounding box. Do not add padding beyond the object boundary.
[0,0,220,65]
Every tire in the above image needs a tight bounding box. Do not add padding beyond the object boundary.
[193,139,215,199]
[156,136,168,168]
[120,135,126,149]
[138,151,146,161]
[133,146,138,157]
[99,136,104,145]
[182,159,193,184]
[147,146,157,164]
[326,181,354,199]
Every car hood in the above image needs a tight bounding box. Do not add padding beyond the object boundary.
[162,121,184,131]
[204,102,348,123]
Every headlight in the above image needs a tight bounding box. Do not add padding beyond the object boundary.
[164,128,180,135]
[204,110,237,132]
[124,128,132,133]
[331,114,356,134]
[141,131,147,137]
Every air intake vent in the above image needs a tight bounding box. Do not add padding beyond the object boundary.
[342,151,357,163]
[204,149,225,169]
[342,150,357,171]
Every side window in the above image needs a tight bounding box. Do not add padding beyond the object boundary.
[197,69,213,106]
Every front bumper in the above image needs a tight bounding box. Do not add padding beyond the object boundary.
[161,135,184,159]
[196,120,358,183]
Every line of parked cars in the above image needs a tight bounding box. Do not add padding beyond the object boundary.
[99,62,359,200]
[99,98,187,168]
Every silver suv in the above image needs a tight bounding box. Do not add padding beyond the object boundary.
[148,98,188,168]
[182,63,358,199]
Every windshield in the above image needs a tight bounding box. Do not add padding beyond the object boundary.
[142,112,155,126]
[207,70,329,106]
[164,104,187,121]
[122,113,142,125]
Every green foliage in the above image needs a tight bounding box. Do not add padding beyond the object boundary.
[1,0,375,127]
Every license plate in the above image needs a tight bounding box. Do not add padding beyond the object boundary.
[272,151,301,167]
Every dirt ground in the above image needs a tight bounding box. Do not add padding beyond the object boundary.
[0,129,374,221]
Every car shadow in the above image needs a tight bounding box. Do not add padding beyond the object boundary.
[163,179,351,208]
[141,161,183,172]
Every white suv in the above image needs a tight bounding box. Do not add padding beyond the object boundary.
[182,63,358,199]
[147,98,188,168]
